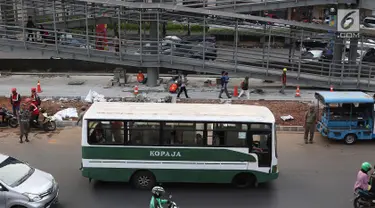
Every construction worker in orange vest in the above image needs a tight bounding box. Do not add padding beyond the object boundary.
[137,70,147,84]
[169,82,178,93]
[9,88,21,116]
[30,87,41,106]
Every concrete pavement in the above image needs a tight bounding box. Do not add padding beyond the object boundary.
[0,127,371,208]
[0,75,319,101]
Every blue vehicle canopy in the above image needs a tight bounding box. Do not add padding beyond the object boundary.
[315,91,374,104]
[315,91,375,144]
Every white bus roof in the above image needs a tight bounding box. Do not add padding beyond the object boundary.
[84,102,275,123]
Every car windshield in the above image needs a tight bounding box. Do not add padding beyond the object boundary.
[0,156,34,187]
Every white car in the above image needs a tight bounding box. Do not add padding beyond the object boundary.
[0,154,59,208]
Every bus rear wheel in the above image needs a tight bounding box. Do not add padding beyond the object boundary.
[131,170,156,190]
[232,173,257,188]
[344,134,357,145]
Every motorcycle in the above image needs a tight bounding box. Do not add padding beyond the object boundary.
[0,107,18,128]
[353,172,375,208]
[30,109,57,132]
[168,195,179,208]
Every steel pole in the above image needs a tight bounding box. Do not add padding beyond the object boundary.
[52,1,58,53]
[21,0,26,49]
[118,6,122,60]
[234,19,238,72]
[139,10,142,63]
[202,16,206,68]
[85,4,90,57]
[297,29,303,80]
[357,36,364,87]
[266,26,271,75]
[157,9,160,63]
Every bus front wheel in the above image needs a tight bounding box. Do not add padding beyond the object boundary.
[232,173,257,188]
[344,134,357,145]
[131,170,156,190]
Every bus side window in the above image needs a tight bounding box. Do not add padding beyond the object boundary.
[162,122,205,146]
[209,123,247,147]
[129,122,160,145]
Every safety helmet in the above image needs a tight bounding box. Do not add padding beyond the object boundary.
[31,87,36,92]
[283,68,287,72]
[25,98,32,103]
[11,88,16,92]
[151,186,165,198]
[361,162,372,172]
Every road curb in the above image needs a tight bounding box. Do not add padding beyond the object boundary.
[56,120,304,132]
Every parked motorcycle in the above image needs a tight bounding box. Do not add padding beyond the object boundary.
[30,109,56,132]
[0,107,18,128]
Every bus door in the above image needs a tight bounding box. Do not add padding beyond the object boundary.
[248,129,272,167]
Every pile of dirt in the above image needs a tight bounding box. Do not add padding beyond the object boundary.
[0,97,89,121]
[0,97,309,126]
[177,99,310,126]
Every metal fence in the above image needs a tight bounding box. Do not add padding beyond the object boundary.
[0,0,375,89]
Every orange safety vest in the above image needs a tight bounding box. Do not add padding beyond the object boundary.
[169,83,178,93]
[137,73,144,83]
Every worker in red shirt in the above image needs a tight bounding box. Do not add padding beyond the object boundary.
[30,88,41,106]
[9,88,21,116]
[279,68,287,94]
[137,70,147,84]
[25,98,40,127]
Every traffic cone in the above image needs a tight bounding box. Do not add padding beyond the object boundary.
[234,86,239,97]
[295,86,301,97]
[134,85,139,95]
[36,80,42,93]
[330,85,333,92]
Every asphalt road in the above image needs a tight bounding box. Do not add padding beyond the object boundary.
[0,127,373,208]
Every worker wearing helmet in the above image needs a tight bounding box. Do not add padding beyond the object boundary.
[30,87,41,106]
[9,88,21,116]
[25,98,40,128]
[354,162,373,194]
[150,186,170,208]
[279,68,287,94]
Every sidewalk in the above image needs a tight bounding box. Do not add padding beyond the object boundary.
[0,75,318,101]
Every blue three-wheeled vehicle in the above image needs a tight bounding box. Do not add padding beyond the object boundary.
[315,91,374,145]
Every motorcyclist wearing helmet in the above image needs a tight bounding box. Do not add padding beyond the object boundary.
[354,162,373,194]
[150,186,170,208]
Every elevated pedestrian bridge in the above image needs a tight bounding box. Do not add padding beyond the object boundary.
[0,0,375,90]
[0,37,374,91]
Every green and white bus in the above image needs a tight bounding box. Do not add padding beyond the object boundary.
[81,102,279,189]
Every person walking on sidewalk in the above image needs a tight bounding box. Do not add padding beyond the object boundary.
[238,76,250,99]
[9,88,21,116]
[19,104,31,143]
[177,74,189,98]
[304,105,317,144]
[279,68,287,94]
[219,71,231,99]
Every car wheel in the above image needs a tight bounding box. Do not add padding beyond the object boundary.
[344,134,357,145]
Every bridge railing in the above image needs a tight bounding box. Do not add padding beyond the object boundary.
[1,23,375,88]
